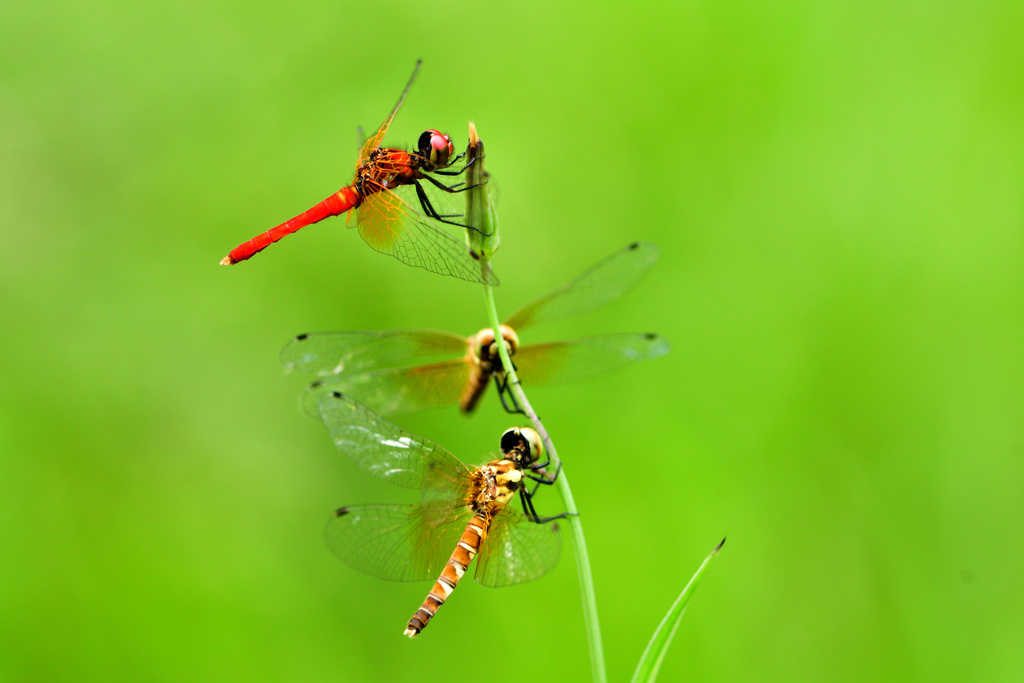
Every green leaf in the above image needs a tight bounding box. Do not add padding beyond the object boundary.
[630,539,726,683]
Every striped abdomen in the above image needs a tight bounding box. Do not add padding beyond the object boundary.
[404,513,490,638]
[221,186,361,265]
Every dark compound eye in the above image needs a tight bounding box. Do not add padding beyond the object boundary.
[500,428,524,455]
[417,130,434,155]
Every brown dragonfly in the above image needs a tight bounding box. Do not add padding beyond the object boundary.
[282,241,667,416]
[319,392,564,637]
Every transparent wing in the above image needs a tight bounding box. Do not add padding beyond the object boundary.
[513,334,671,387]
[475,507,562,588]
[281,329,468,377]
[355,184,499,285]
[503,242,658,331]
[359,60,421,161]
[318,391,472,492]
[326,502,472,582]
[301,358,472,417]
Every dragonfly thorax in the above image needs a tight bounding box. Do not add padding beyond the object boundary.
[354,147,418,197]
[466,460,523,514]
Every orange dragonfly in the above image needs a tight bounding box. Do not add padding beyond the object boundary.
[221,60,497,284]
[282,242,668,416]
[319,392,563,637]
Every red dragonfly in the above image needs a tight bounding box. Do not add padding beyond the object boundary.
[319,392,563,637]
[282,242,667,416]
[221,60,497,284]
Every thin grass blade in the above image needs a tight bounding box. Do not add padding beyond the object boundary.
[630,539,726,683]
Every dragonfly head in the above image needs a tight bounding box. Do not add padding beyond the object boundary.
[500,427,544,467]
[472,325,520,364]
[417,129,455,167]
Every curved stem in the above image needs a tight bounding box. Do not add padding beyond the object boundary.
[467,122,604,681]
[482,283,607,683]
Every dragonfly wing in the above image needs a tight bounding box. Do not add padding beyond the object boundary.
[326,502,471,582]
[475,507,562,588]
[355,186,499,285]
[318,391,472,492]
[359,60,421,161]
[513,334,671,387]
[301,358,472,417]
[281,329,467,377]
[280,331,377,376]
[503,242,658,331]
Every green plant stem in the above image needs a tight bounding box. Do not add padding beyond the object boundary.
[482,282,607,683]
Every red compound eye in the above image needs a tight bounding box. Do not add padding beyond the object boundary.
[418,129,454,166]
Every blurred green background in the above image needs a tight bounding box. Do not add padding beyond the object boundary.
[2,0,1022,680]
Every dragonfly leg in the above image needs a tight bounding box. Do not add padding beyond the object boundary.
[521,489,575,525]
[414,182,464,221]
[433,152,484,177]
[528,475,553,497]
[438,150,467,169]
[528,462,562,497]
[520,476,575,524]
[519,487,565,524]
[532,512,576,525]
[519,487,538,521]
[504,374,530,415]
[494,373,526,416]
[412,181,492,237]
[422,172,488,197]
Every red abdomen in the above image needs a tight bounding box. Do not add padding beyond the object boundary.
[222,186,361,265]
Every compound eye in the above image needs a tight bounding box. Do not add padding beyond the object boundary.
[519,427,543,464]
[416,130,433,154]
[418,129,453,166]
[499,325,520,355]
[499,427,544,465]
[500,428,520,456]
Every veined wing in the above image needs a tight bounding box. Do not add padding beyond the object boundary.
[302,358,471,417]
[327,502,472,582]
[281,329,468,377]
[318,392,472,493]
[475,507,561,588]
[355,184,499,285]
[513,334,670,387]
[503,242,658,331]
[359,60,421,161]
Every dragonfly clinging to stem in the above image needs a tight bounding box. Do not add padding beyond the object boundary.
[283,242,668,416]
[320,392,566,637]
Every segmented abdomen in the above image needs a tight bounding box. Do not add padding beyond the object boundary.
[223,186,361,264]
[404,513,490,638]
